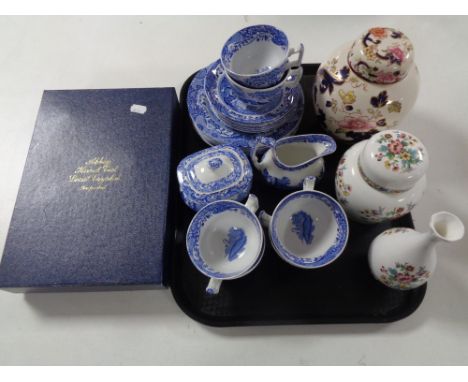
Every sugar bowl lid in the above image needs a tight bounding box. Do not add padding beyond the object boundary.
[177,144,253,211]
[359,130,428,192]
[348,27,414,84]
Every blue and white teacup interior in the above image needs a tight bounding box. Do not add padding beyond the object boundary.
[221,25,303,89]
[186,196,264,294]
[261,178,348,268]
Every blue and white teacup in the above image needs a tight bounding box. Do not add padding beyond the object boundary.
[259,177,349,269]
[186,194,264,295]
[225,65,303,109]
[221,24,304,89]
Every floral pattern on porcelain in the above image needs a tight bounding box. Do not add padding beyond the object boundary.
[382,227,411,235]
[335,156,352,206]
[374,131,422,173]
[348,28,414,85]
[334,141,425,224]
[313,30,419,142]
[359,206,407,223]
[379,262,430,290]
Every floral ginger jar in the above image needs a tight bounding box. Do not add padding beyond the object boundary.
[335,130,428,224]
[313,27,420,141]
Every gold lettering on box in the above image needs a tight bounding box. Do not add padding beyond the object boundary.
[69,157,121,191]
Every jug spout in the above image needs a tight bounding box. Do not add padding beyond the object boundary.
[309,134,337,159]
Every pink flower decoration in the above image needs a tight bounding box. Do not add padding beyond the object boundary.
[397,274,413,283]
[376,72,397,84]
[388,46,405,62]
[338,116,374,132]
[388,139,403,154]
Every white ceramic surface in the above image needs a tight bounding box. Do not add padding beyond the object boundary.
[259,177,349,269]
[177,144,253,211]
[251,134,336,189]
[369,212,465,290]
[313,27,420,142]
[2,16,468,366]
[359,130,428,192]
[186,195,264,295]
[220,24,304,88]
[335,139,426,224]
[225,65,302,107]
[348,27,414,84]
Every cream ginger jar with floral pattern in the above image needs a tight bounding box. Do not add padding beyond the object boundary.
[313,27,419,141]
[335,129,427,224]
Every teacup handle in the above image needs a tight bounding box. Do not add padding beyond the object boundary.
[245,194,259,214]
[284,66,303,89]
[206,278,222,295]
[287,43,304,69]
[303,176,316,191]
[250,136,276,170]
[258,210,272,228]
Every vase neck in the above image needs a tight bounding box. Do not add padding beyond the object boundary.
[429,211,465,243]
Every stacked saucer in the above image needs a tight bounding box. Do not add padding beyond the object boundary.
[187,25,305,151]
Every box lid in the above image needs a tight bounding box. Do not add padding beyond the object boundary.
[0,88,179,290]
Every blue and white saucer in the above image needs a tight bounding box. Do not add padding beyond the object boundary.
[187,66,304,151]
[204,60,300,133]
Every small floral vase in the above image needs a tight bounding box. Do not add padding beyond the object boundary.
[335,129,428,224]
[313,27,420,142]
[368,212,465,290]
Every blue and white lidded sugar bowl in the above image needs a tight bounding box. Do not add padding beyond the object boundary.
[177,144,253,211]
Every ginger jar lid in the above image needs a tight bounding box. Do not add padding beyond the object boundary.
[348,27,414,84]
[359,130,428,192]
[177,144,253,211]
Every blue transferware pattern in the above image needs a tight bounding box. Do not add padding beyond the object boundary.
[218,72,282,114]
[244,67,286,89]
[205,61,299,132]
[186,200,263,280]
[223,227,247,262]
[270,192,348,268]
[251,134,336,189]
[187,66,304,151]
[177,144,253,211]
[221,25,289,88]
[208,158,223,169]
[261,168,291,189]
[291,211,315,245]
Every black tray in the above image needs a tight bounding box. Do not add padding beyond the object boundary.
[169,63,426,327]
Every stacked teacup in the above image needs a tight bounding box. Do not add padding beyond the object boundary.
[202,25,305,141]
